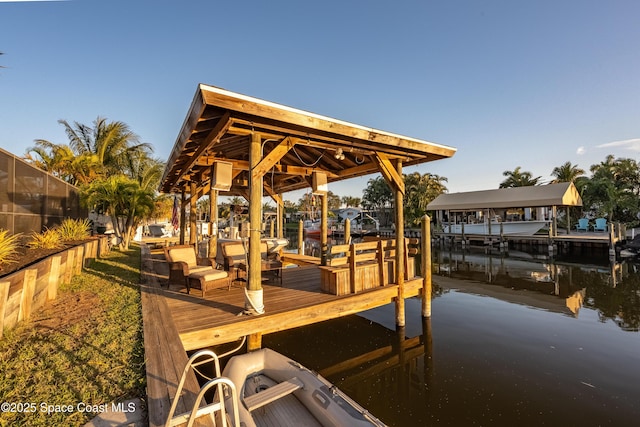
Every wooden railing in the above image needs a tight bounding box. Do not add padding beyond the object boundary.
[0,237,107,339]
[319,239,416,296]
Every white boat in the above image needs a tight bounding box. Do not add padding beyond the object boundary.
[167,348,386,427]
[444,220,548,236]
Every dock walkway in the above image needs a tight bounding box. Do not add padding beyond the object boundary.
[140,245,211,427]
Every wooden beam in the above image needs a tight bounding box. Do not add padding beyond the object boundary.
[225,159,338,178]
[252,137,293,179]
[224,112,454,157]
[178,278,426,351]
[374,152,405,195]
[263,185,283,206]
[173,112,232,186]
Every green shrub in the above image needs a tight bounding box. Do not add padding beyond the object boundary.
[0,228,21,268]
[27,228,62,249]
[55,218,91,241]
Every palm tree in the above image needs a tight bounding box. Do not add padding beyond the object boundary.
[124,150,165,191]
[585,155,640,222]
[29,117,152,183]
[58,117,151,178]
[551,161,585,230]
[27,140,100,185]
[341,196,361,208]
[499,166,541,188]
[405,172,448,225]
[81,175,154,249]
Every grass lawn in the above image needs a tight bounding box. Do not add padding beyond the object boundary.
[0,245,145,427]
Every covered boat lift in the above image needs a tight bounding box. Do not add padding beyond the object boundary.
[160,84,456,348]
[427,182,583,237]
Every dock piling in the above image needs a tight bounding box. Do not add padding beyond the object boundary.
[421,215,432,318]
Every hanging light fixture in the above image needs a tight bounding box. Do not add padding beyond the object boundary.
[334,147,345,160]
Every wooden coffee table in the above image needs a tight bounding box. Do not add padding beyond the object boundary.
[236,260,283,286]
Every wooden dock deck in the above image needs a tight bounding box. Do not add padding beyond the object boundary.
[140,245,212,427]
[144,246,424,352]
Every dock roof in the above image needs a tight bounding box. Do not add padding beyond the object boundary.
[160,84,457,195]
[426,182,583,211]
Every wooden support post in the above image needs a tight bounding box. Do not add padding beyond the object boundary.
[189,181,197,245]
[349,244,357,294]
[19,268,38,322]
[208,177,218,259]
[344,218,351,245]
[75,246,84,274]
[65,249,75,284]
[47,255,61,301]
[247,333,262,352]
[422,215,432,318]
[609,223,616,257]
[0,281,9,339]
[377,240,385,286]
[394,159,405,327]
[320,193,328,266]
[298,220,304,255]
[277,196,284,239]
[269,219,275,238]
[248,132,263,295]
[552,205,558,238]
[179,188,186,245]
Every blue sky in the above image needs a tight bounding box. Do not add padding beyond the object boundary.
[1,0,639,203]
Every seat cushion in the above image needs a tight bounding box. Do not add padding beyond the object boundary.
[189,266,214,275]
[169,247,197,268]
[223,242,246,256]
[189,269,228,282]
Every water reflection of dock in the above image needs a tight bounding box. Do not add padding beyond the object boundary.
[433,247,630,317]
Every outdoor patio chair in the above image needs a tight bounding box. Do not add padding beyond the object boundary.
[164,244,231,296]
[575,218,589,232]
[220,241,281,282]
[593,218,608,232]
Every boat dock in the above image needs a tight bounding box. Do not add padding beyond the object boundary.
[433,228,624,256]
[143,245,424,351]
[140,243,426,425]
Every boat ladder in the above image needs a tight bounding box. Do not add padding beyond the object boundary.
[165,349,240,427]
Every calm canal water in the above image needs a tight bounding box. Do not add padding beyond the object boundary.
[263,240,640,426]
